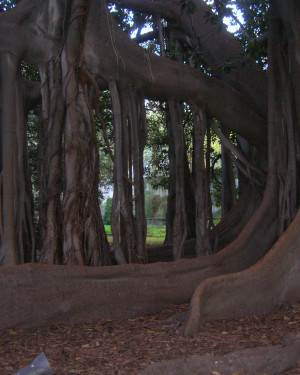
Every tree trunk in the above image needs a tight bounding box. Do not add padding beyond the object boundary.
[192,105,211,256]
[184,152,196,240]
[62,0,109,265]
[128,89,147,262]
[184,0,300,335]
[0,53,18,265]
[38,61,63,264]
[168,100,187,260]
[0,52,35,266]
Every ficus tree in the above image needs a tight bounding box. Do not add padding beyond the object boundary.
[0,0,300,337]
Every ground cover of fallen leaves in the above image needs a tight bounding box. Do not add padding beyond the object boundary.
[1,301,300,375]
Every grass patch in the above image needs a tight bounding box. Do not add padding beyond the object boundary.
[104,225,165,246]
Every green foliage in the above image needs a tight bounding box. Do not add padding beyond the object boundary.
[96,91,114,195]
[204,0,269,67]
[108,2,153,38]
[21,61,40,82]
[103,197,113,225]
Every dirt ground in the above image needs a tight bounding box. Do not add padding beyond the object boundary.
[1,301,300,375]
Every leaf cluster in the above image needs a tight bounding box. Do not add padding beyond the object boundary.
[0,0,19,12]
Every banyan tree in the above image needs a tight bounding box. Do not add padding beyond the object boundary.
[0,0,300,335]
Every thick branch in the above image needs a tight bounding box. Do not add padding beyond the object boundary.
[84,0,267,149]
[113,0,267,118]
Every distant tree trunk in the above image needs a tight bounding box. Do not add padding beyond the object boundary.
[192,105,211,256]
[110,82,131,264]
[184,152,196,239]
[110,83,147,263]
[128,89,147,262]
[168,100,187,260]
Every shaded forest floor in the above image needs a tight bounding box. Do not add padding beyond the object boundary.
[1,301,300,374]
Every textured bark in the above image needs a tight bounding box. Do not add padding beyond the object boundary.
[38,61,63,264]
[61,0,109,265]
[36,0,70,264]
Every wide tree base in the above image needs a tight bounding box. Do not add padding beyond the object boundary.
[184,209,300,336]
[0,183,282,331]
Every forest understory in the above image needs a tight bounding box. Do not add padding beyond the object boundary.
[1,301,300,375]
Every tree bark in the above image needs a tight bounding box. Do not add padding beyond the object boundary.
[61,0,109,265]
[38,62,63,264]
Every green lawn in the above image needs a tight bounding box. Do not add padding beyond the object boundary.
[104,225,165,246]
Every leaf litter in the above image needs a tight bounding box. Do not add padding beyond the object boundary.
[1,302,300,374]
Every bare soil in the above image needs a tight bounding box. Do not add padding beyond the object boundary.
[1,302,300,375]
